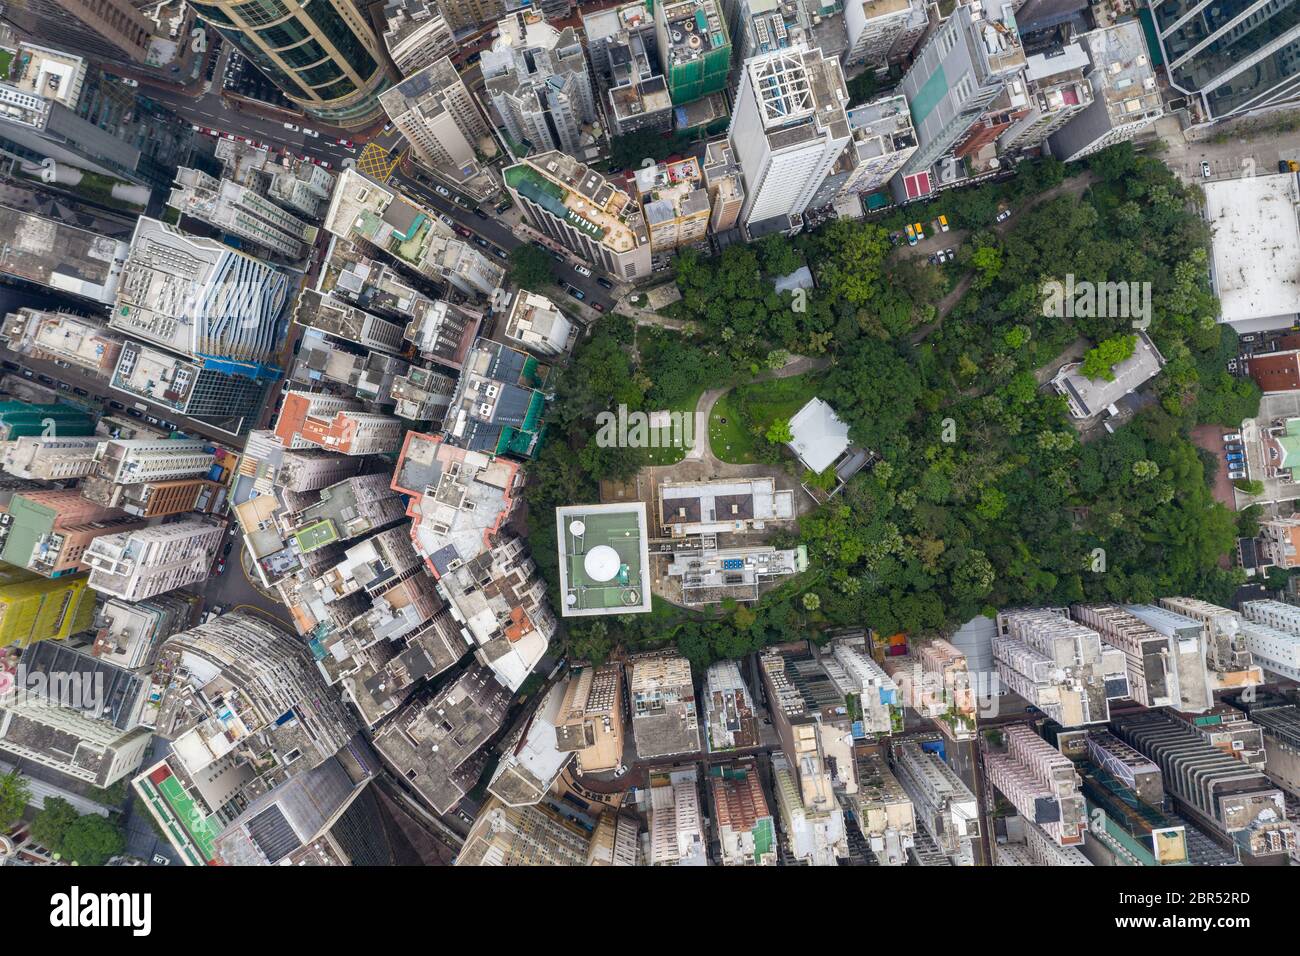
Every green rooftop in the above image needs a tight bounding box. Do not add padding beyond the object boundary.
[556,504,652,616]
[293,519,339,554]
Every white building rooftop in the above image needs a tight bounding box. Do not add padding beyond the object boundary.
[1205,174,1300,331]
[786,397,850,474]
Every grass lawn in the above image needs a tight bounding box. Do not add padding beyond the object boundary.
[709,372,824,464]
[639,380,706,466]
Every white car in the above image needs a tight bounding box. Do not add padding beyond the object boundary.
[574,264,592,277]
[435,185,451,198]
[303,128,320,138]
[283,122,300,132]
[996,209,1012,222]
[1222,433,1242,443]
[613,765,628,778]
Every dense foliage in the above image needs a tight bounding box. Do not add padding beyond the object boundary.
[524,146,1258,665]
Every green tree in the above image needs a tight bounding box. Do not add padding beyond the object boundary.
[28,797,79,854]
[1081,334,1137,381]
[0,770,29,831]
[765,418,793,444]
[507,244,555,288]
[60,814,126,866]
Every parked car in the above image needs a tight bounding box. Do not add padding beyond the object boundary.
[938,214,950,232]
[1228,470,1247,480]
[592,302,606,313]
[492,248,507,260]
[1224,443,1244,452]
[283,122,300,132]
[944,248,955,262]
[613,765,628,778]
[21,369,32,379]
[1202,160,1212,177]
[996,209,1012,223]
[1222,433,1242,443]
[214,560,226,575]
[596,277,614,290]
[336,138,355,149]
[435,184,451,198]
[303,128,320,138]
[109,400,124,410]
[37,374,54,386]
[549,250,564,262]
[57,382,69,391]
[145,415,161,426]
[1240,334,1257,343]
[473,236,489,248]
[565,285,585,301]
[126,408,141,418]
[438,213,455,226]
[53,359,71,369]
[574,264,592,277]
[472,207,489,220]
[1280,160,1299,173]
[73,387,88,397]
[454,225,473,239]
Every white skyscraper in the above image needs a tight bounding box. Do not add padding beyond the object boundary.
[84,518,225,600]
[0,436,101,481]
[92,439,217,485]
[727,45,852,236]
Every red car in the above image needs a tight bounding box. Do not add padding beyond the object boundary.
[592,302,606,313]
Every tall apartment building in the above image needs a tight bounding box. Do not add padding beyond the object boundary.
[850,750,915,865]
[1238,600,1300,683]
[0,639,153,787]
[587,809,641,865]
[84,518,225,600]
[702,137,745,233]
[710,760,777,865]
[456,795,593,865]
[898,1,1025,176]
[1147,0,1300,122]
[634,156,711,252]
[582,0,674,136]
[295,289,407,355]
[0,0,156,65]
[985,725,1086,847]
[168,167,317,261]
[1143,597,1264,688]
[1072,603,1213,713]
[0,562,96,648]
[486,681,572,807]
[211,137,338,219]
[918,637,976,736]
[379,56,492,176]
[92,438,216,485]
[771,751,847,864]
[844,0,928,68]
[806,95,917,209]
[1258,516,1300,570]
[628,650,701,758]
[890,738,979,865]
[278,448,361,492]
[647,767,708,865]
[91,593,195,670]
[0,205,129,306]
[80,476,226,519]
[826,634,901,737]
[1227,691,1300,800]
[1113,710,1295,863]
[323,169,504,299]
[728,45,852,236]
[994,608,1130,726]
[502,289,573,358]
[703,659,760,752]
[110,340,270,437]
[554,663,624,773]
[381,0,455,76]
[0,489,141,577]
[188,0,389,128]
[110,217,290,375]
[1048,22,1163,162]
[505,151,652,280]
[998,41,1091,154]
[1,308,123,377]
[0,435,100,481]
[372,662,513,813]
[389,367,458,423]
[274,391,403,455]
[481,10,596,156]
[438,0,504,30]
[655,0,731,104]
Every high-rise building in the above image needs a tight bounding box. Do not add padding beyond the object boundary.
[1048,22,1163,162]
[0,435,100,481]
[985,725,1086,847]
[80,475,226,518]
[0,0,157,65]
[188,0,389,128]
[501,289,573,357]
[703,659,760,753]
[587,809,641,865]
[295,289,407,355]
[890,738,979,865]
[278,448,360,491]
[1237,600,1300,683]
[91,592,195,670]
[274,391,403,455]
[554,663,624,774]
[379,56,491,177]
[110,217,290,376]
[582,1,674,136]
[0,489,142,577]
[806,95,917,210]
[323,169,504,298]
[994,608,1130,726]
[760,649,859,801]
[487,680,572,807]
[654,0,730,104]
[83,517,225,600]
[0,205,129,306]
[826,634,901,736]
[389,367,458,423]
[1258,517,1300,570]
[168,167,317,261]
[380,0,455,76]
[1072,603,1213,712]
[629,650,701,759]
[647,766,707,865]
[728,45,852,236]
[210,137,338,219]
[504,151,652,280]
[110,341,270,437]
[372,662,513,812]
[710,760,777,865]
[1143,597,1265,689]
[441,337,549,459]
[1113,710,1295,863]
[438,0,504,31]
[634,156,712,253]
[456,795,594,865]
[770,751,847,864]
[702,137,745,233]
[91,438,217,485]
[844,0,928,69]
[850,749,915,865]
[898,2,1025,176]
[481,10,596,155]
[0,561,97,648]
[0,401,94,440]
[1,308,123,377]
[997,41,1092,154]
[1147,0,1300,122]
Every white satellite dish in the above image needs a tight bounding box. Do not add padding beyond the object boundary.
[569,519,586,536]
[584,545,621,582]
